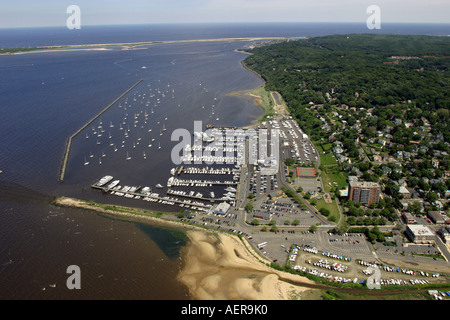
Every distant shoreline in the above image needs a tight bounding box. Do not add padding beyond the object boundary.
[0,36,307,55]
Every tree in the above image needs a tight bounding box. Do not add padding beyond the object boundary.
[309,224,317,233]
[425,191,439,203]
[319,208,330,216]
[245,202,253,212]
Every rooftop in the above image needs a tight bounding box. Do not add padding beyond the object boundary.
[349,181,380,188]
[407,224,434,237]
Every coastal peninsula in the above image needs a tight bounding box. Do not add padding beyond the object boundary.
[53,196,320,300]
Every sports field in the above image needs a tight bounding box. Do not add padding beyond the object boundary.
[296,167,317,177]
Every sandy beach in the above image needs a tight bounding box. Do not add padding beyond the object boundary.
[54,196,320,300]
[178,230,319,300]
[1,36,307,55]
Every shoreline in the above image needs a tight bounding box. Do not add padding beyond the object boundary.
[0,36,306,55]
[177,230,320,300]
[52,196,320,300]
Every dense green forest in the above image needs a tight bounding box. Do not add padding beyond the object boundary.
[243,34,450,143]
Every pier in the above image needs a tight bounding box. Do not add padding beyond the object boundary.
[59,79,143,182]
[91,182,211,210]
[168,177,237,187]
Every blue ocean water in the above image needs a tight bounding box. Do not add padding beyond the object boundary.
[0,22,449,299]
[1,22,449,48]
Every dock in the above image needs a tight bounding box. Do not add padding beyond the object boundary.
[168,177,237,187]
[91,183,211,210]
[59,79,143,182]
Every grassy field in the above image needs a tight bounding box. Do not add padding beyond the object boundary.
[316,144,338,166]
[321,166,348,192]
[313,198,340,223]
[250,85,275,120]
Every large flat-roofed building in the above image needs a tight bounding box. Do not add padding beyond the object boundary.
[405,224,435,244]
[427,211,446,224]
[213,202,231,216]
[348,181,381,205]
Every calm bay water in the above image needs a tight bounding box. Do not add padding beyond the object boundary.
[0,23,449,299]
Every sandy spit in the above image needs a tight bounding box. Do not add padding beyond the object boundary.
[178,230,318,300]
[54,196,318,300]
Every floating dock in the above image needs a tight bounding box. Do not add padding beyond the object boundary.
[91,182,211,210]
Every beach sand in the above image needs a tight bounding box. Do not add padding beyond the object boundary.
[54,197,320,300]
[178,230,319,300]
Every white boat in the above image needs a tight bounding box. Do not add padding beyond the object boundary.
[167,177,174,187]
[156,184,163,189]
[143,151,147,160]
[126,152,131,161]
[105,180,120,191]
[97,175,113,186]
[84,157,89,166]
[158,142,161,150]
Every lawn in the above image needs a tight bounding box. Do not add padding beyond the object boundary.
[250,85,274,119]
[313,198,341,223]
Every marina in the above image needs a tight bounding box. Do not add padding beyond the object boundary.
[91,177,213,211]
[59,79,143,182]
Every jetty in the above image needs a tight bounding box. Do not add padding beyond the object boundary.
[59,79,143,182]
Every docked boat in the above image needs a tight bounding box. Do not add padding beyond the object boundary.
[96,175,113,187]
[105,180,120,191]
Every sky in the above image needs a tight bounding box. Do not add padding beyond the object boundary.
[0,0,449,28]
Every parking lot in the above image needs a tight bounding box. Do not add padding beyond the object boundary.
[278,119,319,165]
[251,196,319,227]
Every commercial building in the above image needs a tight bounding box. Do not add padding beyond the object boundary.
[213,202,231,216]
[438,226,450,243]
[348,181,381,205]
[405,224,435,244]
[402,212,416,224]
[427,211,446,224]
[253,211,272,221]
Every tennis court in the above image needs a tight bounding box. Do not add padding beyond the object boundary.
[296,167,317,177]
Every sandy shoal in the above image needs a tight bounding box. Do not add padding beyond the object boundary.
[178,230,318,300]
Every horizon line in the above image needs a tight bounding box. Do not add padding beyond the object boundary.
[1,21,450,30]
